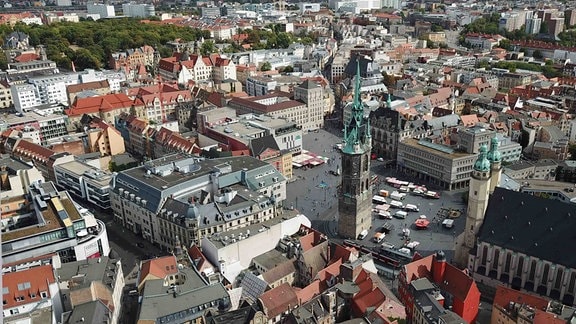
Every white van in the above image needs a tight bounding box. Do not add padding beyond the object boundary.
[404,204,419,212]
[389,200,404,209]
[394,210,408,219]
[390,191,406,201]
[358,229,368,240]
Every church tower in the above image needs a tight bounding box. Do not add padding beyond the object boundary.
[338,60,372,239]
[455,144,491,267]
[487,136,502,194]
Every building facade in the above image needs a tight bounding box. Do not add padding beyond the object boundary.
[397,138,477,191]
[54,160,112,210]
[110,154,287,249]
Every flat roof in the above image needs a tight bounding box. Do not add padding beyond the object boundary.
[3,190,82,242]
[56,160,112,187]
[252,249,290,271]
[401,138,470,159]
[205,210,301,249]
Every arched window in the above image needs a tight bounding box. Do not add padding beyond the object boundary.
[542,264,551,285]
[481,246,488,266]
[516,257,524,277]
[529,260,537,282]
[505,253,512,274]
[555,267,563,289]
[492,249,500,270]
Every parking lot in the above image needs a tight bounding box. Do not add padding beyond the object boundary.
[286,128,468,262]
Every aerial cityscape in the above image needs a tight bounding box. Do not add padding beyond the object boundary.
[2,0,576,323]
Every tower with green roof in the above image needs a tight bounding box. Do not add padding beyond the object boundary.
[487,136,502,194]
[338,59,372,240]
[456,144,492,267]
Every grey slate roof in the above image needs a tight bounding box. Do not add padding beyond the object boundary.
[249,134,280,157]
[62,300,111,324]
[138,267,229,322]
[478,188,576,268]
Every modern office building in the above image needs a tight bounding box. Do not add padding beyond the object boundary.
[87,3,115,19]
[122,3,155,17]
[1,181,110,265]
[54,160,113,210]
[397,138,477,190]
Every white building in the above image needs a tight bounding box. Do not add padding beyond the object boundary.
[201,213,310,284]
[54,160,113,210]
[11,84,39,112]
[87,2,115,19]
[329,0,382,13]
[122,3,155,17]
[28,74,79,106]
[381,0,401,9]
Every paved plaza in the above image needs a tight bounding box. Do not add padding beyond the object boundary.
[286,128,469,262]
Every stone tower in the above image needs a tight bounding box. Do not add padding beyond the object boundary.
[486,136,502,194]
[455,144,491,267]
[338,60,372,239]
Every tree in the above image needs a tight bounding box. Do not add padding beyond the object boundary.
[431,24,444,32]
[569,144,576,160]
[282,65,294,73]
[261,62,272,71]
[533,49,543,59]
[382,72,396,87]
[200,40,216,55]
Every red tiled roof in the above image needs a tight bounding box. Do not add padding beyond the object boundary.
[188,245,215,273]
[13,139,54,163]
[67,93,134,116]
[14,52,39,63]
[259,282,298,319]
[494,285,548,310]
[3,265,55,309]
[138,255,178,287]
[295,280,322,304]
[460,114,479,127]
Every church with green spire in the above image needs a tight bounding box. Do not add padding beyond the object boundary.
[338,59,373,239]
[455,137,503,268]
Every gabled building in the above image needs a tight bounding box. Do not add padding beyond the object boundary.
[10,139,74,182]
[128,82,193,123]
[492,285,575,324]
[66,80,111,105]
[399,251,481,323]
[65,93,145,127]
[2,264,63,322]
[109,45,156,71]
[57,257,124,324]
[136,255,231,324]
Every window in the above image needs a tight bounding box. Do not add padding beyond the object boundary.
[40,291,48,298]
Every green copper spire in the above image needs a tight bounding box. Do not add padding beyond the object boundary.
[387,93,392,109]
[342,58,371,154]
[474,144,491,172]
[487,136,502,163]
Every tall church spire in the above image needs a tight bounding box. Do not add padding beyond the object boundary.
[338,57,373,240]
[487,136,502,193]
[387,92,392,109]
[343,58,370,154]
